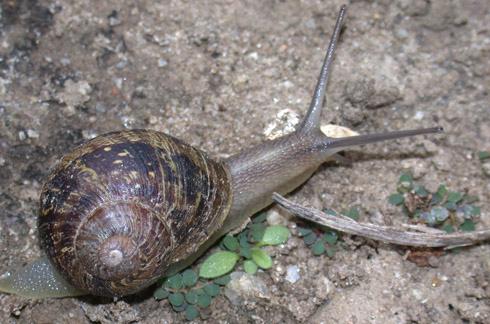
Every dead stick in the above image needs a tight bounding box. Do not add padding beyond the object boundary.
[272,193,490,248]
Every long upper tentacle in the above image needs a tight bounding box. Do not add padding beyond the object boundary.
[298,5,347,133]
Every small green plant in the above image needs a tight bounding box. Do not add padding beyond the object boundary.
[478,150,490,161]
[200,215,290,277]
[388,172,481,232]
[297,207,359,257]
[153,271,230,320]
[154,213,290,320]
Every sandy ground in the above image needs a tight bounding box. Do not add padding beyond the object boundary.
[0,0,489,323]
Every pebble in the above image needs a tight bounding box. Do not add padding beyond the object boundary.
[224,272,270,305]
[482,161,490,177]
[18,130,27,141]
[285,265,300,283]
[266,209,290,226]
[158,58,168,67]
[26,129,39,139]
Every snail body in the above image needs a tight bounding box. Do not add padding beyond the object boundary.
[0,6,442,298]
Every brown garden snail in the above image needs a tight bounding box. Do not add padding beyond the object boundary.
[0,6,442,298]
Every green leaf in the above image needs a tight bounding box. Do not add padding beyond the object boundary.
[342,207,359,221]
[436,184,447,197]
[251,248,273,269]
[441,223,454,233]
[297,227,313,237]
[168,292,185,307]
[478,150,490,160]
[171,302,188,312]
[322,231,338,245]
[249,223,266,242]
[165,274,183,289]
[185,291,198,304]
[326,245,336,258]
[398,173,413,189]
[303,232,317,246]
[239,232,250,248]
[388,193,404,206]
[197,294,211,308]
[213,274,231,286]
[185,305,200,321]
[444,202,458,211]
[203,283,220,297]
[240,246,251,259]
[223,235,239,251]
[414,185,429,197]
[323,208,337,216]
[462,204,480,217]
[182,269,198,287]
[243,260,258,274]
[311,240,325,256]
[153,288,169,300]
[252,212,267,223]
[199,251,239,279]
[431,192,443,205]
[460,219,475,232]
[447,191,463,204]
[258,225,290,246]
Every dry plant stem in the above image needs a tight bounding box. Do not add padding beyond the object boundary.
[272,193,490,248]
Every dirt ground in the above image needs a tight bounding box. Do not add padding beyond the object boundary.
[0,0,489,323]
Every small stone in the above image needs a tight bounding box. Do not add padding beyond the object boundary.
[482,161,490,177]
[112,77,123,89]
[158,58,168,67]
[315,276,333,300]
[304,18,316,29]
[60,57,71,66]
[394,28,409,40]
[414,111,425,120]
[95,102,107,113]
[56,80,92,108]
[224,272,270,305]
[18,130,27,141]
[26,129,39,139]
[82,130,98,140]
[266,209,290,226]
[285,265,300,283]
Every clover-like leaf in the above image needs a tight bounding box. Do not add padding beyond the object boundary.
[168,292,185,307]
[388,193,404,206]
[154,288,169,300]
[182,269,198,287]
[185,305,200,321]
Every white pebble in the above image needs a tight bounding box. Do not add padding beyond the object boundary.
[414,111,424,120]
[27,129,39,139]
[285,265,300,283]
[158,58,168,67]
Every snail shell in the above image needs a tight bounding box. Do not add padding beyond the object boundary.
[38,130,231,296]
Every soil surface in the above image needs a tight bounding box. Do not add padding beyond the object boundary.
[0,0,489,323]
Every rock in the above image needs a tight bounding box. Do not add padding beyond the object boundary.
[285,265,300,283]
[224,272,270,305]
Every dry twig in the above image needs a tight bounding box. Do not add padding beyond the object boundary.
[272,193,490,248]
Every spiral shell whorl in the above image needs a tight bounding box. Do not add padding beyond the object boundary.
[38,130,231,296]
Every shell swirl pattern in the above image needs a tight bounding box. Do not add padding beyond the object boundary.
[38,130,232,296]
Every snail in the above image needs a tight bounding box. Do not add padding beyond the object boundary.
[0,5,442,298]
